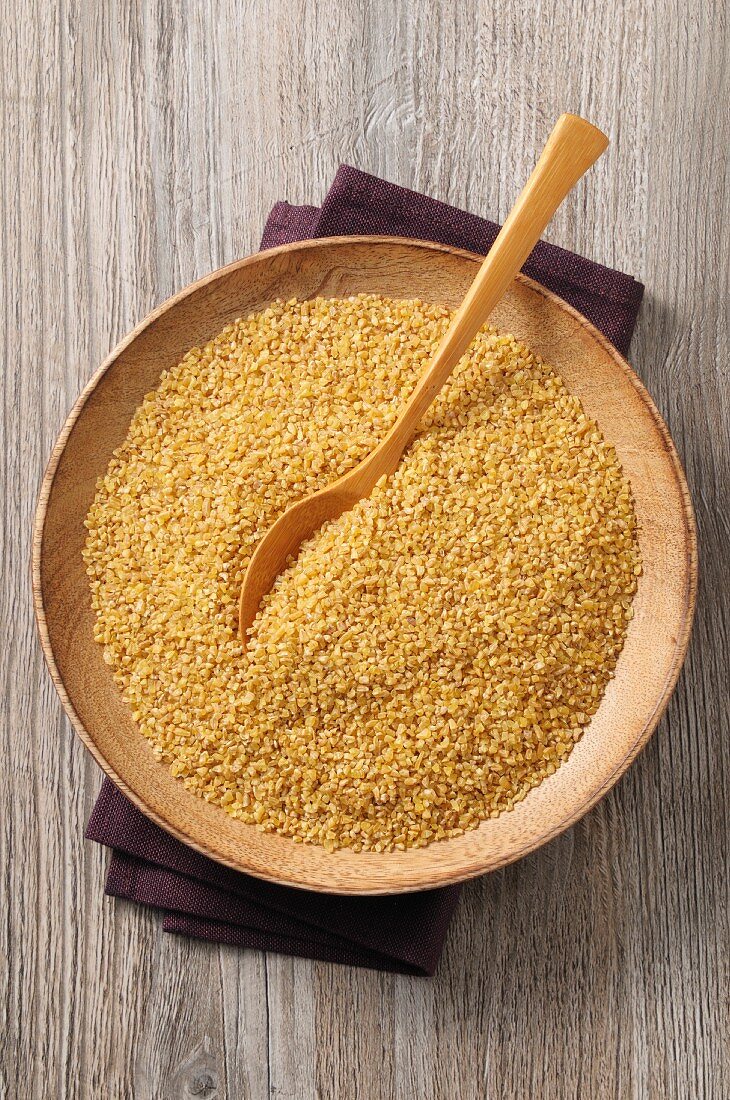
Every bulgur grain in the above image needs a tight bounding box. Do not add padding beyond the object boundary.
[83,295,641,851]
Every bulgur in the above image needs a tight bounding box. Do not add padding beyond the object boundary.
[84,295,641,852]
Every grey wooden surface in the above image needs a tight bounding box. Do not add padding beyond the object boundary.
[2,1,728,1097]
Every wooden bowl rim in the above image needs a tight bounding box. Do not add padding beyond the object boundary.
[32,234,698,893]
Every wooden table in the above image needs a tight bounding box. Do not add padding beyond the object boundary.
[3,2,728,1096]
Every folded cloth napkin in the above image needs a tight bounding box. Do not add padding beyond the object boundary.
[262,165,644,356]
[86,165,644,975]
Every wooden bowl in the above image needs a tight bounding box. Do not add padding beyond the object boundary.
[33,237,697,894]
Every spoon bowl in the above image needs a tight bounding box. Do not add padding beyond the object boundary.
[240,479,362,635]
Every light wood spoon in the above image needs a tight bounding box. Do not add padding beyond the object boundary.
[239,113,608,639]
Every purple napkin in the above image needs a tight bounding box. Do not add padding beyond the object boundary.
[262,165,644,357]
[86,165,644,975]
[88,782,458,973]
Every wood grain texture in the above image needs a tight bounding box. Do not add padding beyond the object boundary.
[2,0,727,1096]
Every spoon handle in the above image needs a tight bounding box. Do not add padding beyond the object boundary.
[368,113,608,479]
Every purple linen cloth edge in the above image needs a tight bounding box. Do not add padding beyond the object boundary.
[88,779,459,975]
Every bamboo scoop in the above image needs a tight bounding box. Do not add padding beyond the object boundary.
[239,113,608,639]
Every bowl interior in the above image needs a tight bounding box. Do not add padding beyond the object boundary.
[34,237,696,893]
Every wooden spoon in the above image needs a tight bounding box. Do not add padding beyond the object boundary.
[239,113,608,639]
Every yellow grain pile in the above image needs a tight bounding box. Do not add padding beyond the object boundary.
[84,295,640,851]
